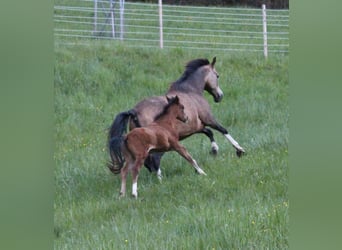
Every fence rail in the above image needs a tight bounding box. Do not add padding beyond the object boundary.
[54,0,289,55]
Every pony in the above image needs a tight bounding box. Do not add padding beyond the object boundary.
[108,96,206,198]
[108,57,245,178]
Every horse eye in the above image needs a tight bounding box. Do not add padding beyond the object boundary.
[216,74,219,79]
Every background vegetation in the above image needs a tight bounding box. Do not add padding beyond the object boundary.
[54,41,288,249]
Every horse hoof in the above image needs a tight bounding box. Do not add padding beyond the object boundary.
[210,148,218,155]
[236,150,245,158]
[210,142,219,155]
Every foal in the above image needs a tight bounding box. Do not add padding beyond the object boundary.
[108,96,206,198]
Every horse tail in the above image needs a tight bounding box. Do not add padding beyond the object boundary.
[107,109,140,174]
[108,109,140,140]
[107,136,125,174]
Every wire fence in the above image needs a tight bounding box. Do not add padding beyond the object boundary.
[54,0,289,55]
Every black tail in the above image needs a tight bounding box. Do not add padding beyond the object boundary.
[107,109,139,174]
[108,109,139,140]
[108,136,125,174]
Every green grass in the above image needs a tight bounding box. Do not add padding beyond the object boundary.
[54,42,288,249]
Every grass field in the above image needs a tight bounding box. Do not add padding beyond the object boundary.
[54,41,288,249]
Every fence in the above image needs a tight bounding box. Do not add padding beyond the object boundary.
[54,0,289,56]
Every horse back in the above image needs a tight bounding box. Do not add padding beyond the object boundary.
[130,96,167,129]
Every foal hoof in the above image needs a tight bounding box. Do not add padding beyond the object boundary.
[196,169,207,176]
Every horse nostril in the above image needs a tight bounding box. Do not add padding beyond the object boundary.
[215,93,223,102]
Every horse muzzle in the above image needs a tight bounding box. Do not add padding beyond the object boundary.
[184,116,189,123]
[214,92,223,102]
[213,87,224,102]
[181,116,189,123]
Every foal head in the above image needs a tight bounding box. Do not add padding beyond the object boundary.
[203,57,223,103]
[165,95,188,123]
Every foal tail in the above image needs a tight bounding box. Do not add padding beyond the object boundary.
[107,109,140,174]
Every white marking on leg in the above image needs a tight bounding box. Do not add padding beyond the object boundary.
[132,182,138,198]
[211,141,219,152]
[192,159,207,176]
[157,168,162,182]
[225,134,245,152]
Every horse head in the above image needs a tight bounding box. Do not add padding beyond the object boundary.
[204,57,223,103]
[166,95,188,123]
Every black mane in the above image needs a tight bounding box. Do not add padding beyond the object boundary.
[169,58,210,91]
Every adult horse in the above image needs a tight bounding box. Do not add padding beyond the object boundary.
[108,57,245,178]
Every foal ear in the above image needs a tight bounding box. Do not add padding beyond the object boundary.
[174,95,179,103]
[166,95,172,103]
[211,57,216,67]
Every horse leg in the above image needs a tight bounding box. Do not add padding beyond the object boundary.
[172,143,207,176]
[206,122,245,157]
[131,158,144,198]
[198,128,219,155]
[144,153,164,181]
[120,163,129,197]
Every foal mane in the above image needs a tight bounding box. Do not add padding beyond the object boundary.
[169,58,210,91]
[153,96,179,121]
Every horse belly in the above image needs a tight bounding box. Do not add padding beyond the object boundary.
[176,115,203,139]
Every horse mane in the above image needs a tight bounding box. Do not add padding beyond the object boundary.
[169,58,210,91]
[153,96,178,121]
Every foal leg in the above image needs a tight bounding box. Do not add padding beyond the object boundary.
[131,158,144,198]
[172,143,207,176]
[198,128,219,155]
[120,164,129,197]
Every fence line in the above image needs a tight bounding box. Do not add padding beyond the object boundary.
[54,1,289,55]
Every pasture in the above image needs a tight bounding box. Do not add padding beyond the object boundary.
[54,42,288,249]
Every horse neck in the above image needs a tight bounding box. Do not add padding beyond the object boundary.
[169,68,206,95]
[186,74,206,95]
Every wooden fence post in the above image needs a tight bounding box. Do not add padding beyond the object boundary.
[93,0,97,36]
[262,4,268,58]
[158,0,163,48]
[110,0,115,38]
[119,0,125,40]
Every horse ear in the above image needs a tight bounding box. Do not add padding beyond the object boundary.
[174,95,179,103]
[166,95,171,103]
[211,57,216,67]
